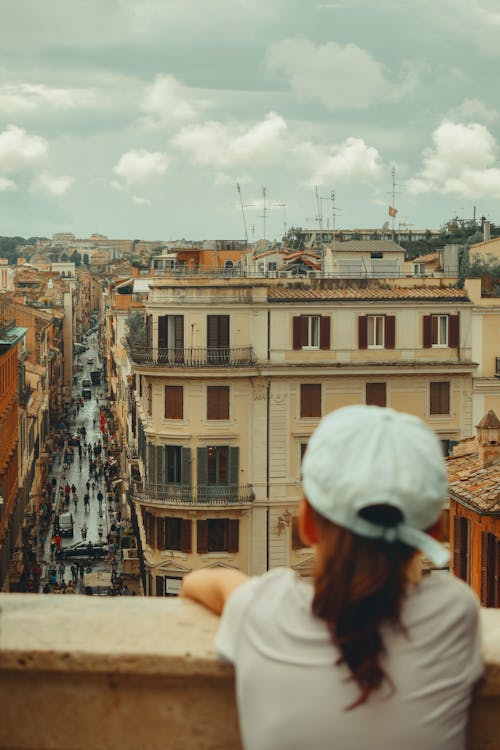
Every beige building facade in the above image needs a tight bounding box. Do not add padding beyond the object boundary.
[122,277,477,595]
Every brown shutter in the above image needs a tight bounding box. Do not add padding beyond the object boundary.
[319,316,331,350]
[156,517,165,550]
[207,386,229,420]
[197,520,208,553]
[158,316,167,348]
[227,519,239,553]
[423,315,432,348]
[385,316,395,349]
[358,315,367,349]
[147,383,152,416]
[453,515,462,578]
[366,382,387,407]
[181,519,192,553]
[300,384,321,418]
[481,532,489,606]
[156,575,164,597]
[174,315,184,348]
[165,386,183,419]
[207,316,218,348]
[219,315,230,348]
[292,316,302,349]
[449,314,459,348]
[146,314,152,347]
[291,516,302,550]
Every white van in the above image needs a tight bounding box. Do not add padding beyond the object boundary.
[58,512,74,538]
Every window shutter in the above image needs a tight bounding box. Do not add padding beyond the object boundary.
[158,315,167,348]
[423,315,432,348]
[291,516,302,550]
[181,519,192,553]
[207,316,218,348]
[156,575,164,597]
[181,448,191,487]
[146,315,152,347]
[481,532,496,606]
[385,316,395,349]
[156,517,165,550]
[292,316,302,350]
[148,443,156,485]
[227,519,239,553]
[197,520,208,553]
[219,315,230,348]
[449,314,459,348]
[319,317,331,350]
[197,447,208,495]
[300,384,321,418]
[147,513,155,547]
[358,316,367,349]
[229,447,239,488]
[156,445,164,487]
[453,515,462,578]
[147,383,152,416]
[495,539,500,608]
[366,382,387,407]
[174,315,184,348]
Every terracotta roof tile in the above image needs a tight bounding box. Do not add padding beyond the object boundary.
[268,286,470,302]
[447,438,500,513]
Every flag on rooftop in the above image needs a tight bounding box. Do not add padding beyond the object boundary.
[388,206,398,218]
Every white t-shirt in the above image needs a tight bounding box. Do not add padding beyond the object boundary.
[215,568,482,750]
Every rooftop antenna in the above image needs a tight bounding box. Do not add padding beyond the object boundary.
[306,185,323,230]
[261,186,268,241]
[273,201,287,237]
[387,166,398,236]
[236,183,252,246]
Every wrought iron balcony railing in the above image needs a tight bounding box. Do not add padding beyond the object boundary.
[131,480,255,505]
[126,339,256,368]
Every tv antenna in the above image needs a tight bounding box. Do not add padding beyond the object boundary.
[387,166,399,235]
[236,183,254,245]
[273,201,287,237]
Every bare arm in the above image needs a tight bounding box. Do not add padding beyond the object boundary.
[181,569,250,615]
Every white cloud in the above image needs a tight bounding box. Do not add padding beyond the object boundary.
[0,176,17,191]
[0,125,47,173]
[213,172,251,187]
[447,98,499,123]
[132,195,151,205]
[172,112,287,167]
[112,149,169,186]
[31,173,74,196]
[295,137,382,186]
[0,83,95,114]
[267,36,418,109]
[407,120,500,198]
[139,74,206,128]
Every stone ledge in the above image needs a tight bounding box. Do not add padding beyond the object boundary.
[0,595,499,750]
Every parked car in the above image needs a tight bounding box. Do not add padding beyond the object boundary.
[67,434,80,446]
[82,388,92,400]
[55,541,109,560]
[82,378,92,388]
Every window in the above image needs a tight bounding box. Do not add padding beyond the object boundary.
[207,386,229,420]
[366,382,387,407]
[165,385,183,419]
[358,316,395,350]
[197,518,239,553]
[370,251,383,259]
[430,381,450,415]
[147,383,152,416]
[480,532,500,607]
[207,446,228,483]
[166,446,182,483]
[154,516,192,552]
[197,446,239,498]
[300,384,321,418]
[423,314,459,348]
[368,315,384,348]
[158,315,184,363]
[293,316,330,350]
[207,315,230,364]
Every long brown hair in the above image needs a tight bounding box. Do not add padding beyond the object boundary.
[310,504,415,709]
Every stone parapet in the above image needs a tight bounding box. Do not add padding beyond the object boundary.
[0,594,499,750]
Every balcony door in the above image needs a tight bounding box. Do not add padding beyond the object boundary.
[158,315,184,363]
[197,446,239,500]
[207,315,229,364]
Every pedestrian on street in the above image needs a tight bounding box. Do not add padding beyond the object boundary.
[78,563,85,582]
[50,535,56,560]
[97,490,103,506]
[81,522,88,540]
[70,564,78,584]
[71,483,77,495]
[86,480,90,493]
[73,494,78,511]
[91,481,96,494]
[97,523,103,540]
[54,533,62,550]
[83,494,90,511]
[58,562,66,584]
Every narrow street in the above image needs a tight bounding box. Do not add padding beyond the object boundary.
[37,329,129,595]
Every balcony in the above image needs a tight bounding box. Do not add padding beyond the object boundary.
[0,594,498,750]
[132,480,255,506]
[126,338,256,368]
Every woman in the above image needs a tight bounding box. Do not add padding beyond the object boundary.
[182,406,482,750]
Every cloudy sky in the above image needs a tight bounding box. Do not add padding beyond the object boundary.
[1,0,500,241]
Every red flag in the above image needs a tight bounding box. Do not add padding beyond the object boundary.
[388,206,398,218]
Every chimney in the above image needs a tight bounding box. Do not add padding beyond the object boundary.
[483,220,491,242]
[476,410,500,467]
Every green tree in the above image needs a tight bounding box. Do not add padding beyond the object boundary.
[126,311,146,342]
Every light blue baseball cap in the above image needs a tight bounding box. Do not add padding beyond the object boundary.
[302,405,450,567]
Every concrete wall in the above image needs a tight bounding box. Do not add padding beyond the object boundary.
[0,594,498,750]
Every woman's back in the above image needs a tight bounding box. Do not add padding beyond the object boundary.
[216,568,482,750]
